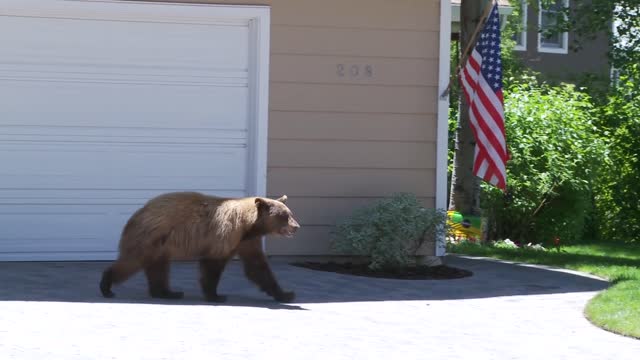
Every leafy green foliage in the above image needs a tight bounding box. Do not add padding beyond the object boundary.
[481,77,607,245]
[593,64,640,243]
[331,193,448,271]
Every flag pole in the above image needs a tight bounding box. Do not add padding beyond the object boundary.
[440,0,497,99]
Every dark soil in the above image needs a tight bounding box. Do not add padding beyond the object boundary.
[290,261,473,280]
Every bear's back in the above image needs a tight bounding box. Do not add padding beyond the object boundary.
[127,192,254,258]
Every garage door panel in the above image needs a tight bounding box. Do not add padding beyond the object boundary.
[0,149,247,190]
[0,189,247,206]
[1,82,250,130]
[0,209,130,253]
[0,63,248,86]
[0,127,248,145]
[1,237,117,254]
[0,176,246,194]
[0,16,250,70]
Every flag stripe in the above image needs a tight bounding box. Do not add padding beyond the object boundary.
[469,105,506,176]
[470,86,507,159]
[460,51,482,104]
[477,77,506,139]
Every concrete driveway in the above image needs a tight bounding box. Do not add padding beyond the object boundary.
[0,255,638,360]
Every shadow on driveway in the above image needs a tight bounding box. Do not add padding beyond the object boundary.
[0,255,609,308]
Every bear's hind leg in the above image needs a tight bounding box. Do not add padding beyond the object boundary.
[237,239,295,303]
[199,257,231,303]
[144,256,184,299]
[100,259,141,298]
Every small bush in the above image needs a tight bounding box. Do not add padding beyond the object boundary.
[331,193,448,271]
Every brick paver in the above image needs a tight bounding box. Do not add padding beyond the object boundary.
[0,255,638,359]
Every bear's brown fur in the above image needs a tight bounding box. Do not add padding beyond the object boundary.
[99,191,300,303]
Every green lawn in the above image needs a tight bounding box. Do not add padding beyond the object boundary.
[447,241,640,339]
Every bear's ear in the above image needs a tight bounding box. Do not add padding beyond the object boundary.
[276,195,288,204]
[255,197,270,209]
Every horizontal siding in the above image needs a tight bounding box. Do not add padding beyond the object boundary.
[270,55,438,87]
[266,223,436,256]
[271,26,439,59]
[270,83,438,114]
[267,223,437,256]
[268,140,436,169]
[280,196,435,226]
[270,0,439,31]
[269,112,437,142]
[268,168,435,198]
[266,226,333,255]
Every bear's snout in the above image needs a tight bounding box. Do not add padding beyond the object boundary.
[280,218,300,237]
[290,218,300,232]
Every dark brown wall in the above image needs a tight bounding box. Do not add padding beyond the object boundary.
[516,2,611,83]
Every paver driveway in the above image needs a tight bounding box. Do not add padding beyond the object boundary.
[1,255,638,360]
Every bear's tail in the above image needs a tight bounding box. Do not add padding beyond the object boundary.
[99,267,116,298]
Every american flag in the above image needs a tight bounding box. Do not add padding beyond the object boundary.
[459,2,508,190]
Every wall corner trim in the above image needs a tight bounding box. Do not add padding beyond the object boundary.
[435,0,452,257]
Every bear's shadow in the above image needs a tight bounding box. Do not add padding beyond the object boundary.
[0,260,308,310]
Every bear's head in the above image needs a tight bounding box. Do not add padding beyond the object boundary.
[254,195,300,238]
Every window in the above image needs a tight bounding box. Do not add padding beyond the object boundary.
[538,0,569,54]
[512,0,528,51]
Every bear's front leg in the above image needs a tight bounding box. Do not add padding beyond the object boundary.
[199,257,231,303]
[237,239,296,303]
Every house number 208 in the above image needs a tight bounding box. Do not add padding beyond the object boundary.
[337,64,373,78]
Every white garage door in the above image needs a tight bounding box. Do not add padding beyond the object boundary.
[0,0,270,261]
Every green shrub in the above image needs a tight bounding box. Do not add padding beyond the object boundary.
[330,193,448,271]
[481,77,607,246]
[594,64,640,243]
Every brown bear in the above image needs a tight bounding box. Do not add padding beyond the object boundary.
[99,191,300,303]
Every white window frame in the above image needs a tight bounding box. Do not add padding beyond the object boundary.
[513,0,528,51]
[537,0,569,54]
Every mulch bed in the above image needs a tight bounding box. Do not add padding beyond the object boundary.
[290,261,473,280]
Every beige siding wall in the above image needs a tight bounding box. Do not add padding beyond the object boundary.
[136,0,442,255]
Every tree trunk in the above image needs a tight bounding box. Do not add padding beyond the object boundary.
[448,0,484,216]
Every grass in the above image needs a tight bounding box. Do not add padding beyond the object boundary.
[447,241,640,339]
